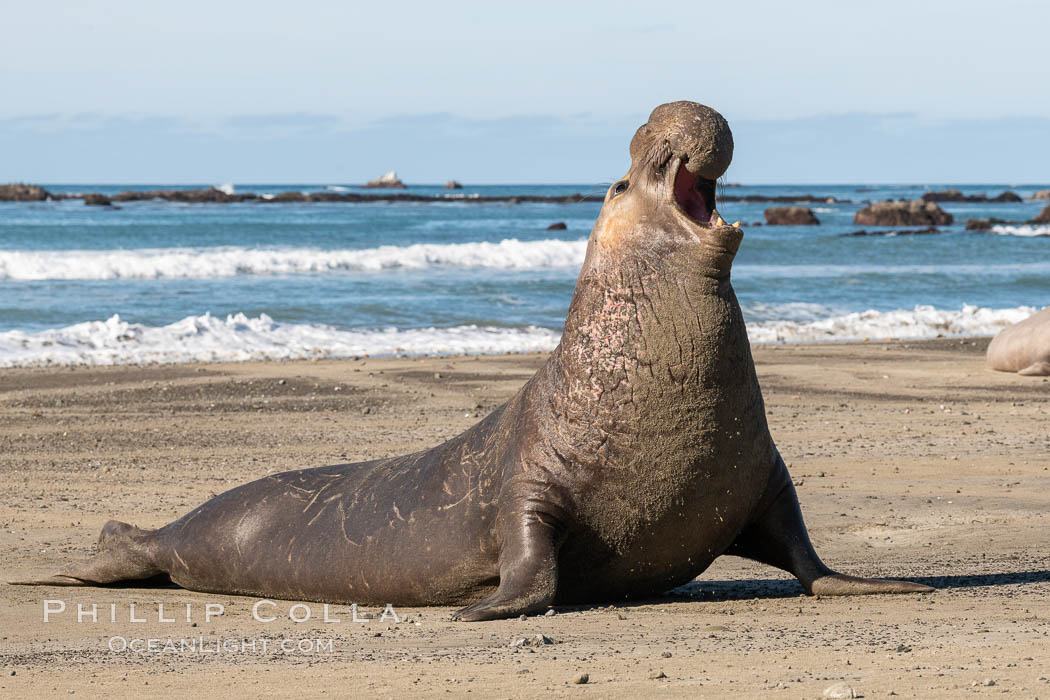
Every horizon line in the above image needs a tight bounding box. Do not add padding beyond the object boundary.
[14,181,1050,188]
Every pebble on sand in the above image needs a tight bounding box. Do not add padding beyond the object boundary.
[509,634,553,648]
[572,673,589,685]
[822,682,857,698]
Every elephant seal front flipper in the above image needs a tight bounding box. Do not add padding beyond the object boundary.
[451,502,566,621]
[727,455,931,595]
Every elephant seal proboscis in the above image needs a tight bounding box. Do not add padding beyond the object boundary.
[12,101,933,620]
[987,306,1050,376]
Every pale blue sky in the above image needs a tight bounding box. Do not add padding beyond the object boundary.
[2,0,1048,183]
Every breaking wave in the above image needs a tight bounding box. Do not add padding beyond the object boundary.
[988,224,1050,237]
[0,239,588,281]
[0,314,562,367]
[0,305,1039,367]
[746,304,1038,343]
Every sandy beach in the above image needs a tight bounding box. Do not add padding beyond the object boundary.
[1,339,1048,698]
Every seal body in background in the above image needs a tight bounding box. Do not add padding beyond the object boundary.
[12,101,932,620]
[987,306,1050,376]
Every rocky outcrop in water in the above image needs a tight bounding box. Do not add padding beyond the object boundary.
[0,184,51,201]
[0,185,858,208]
[921,189,1022,203]
[112,188,256,203]
[362,171,406,189]
[444,181,462,190]
[844,227,943,237]
[764,206,819,225]
[854,200,953,226]
[1031,189,1050,201]
[965,218,1012,231]
[720,194,845,203]
[246,191,599,204]
[83,193,113,206]
[546,222,567,230]
[967,210,1050,229]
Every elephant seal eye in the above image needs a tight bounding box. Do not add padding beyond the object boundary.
[612,180,629,196]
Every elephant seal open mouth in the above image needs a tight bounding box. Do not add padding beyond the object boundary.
[11,101,932,620]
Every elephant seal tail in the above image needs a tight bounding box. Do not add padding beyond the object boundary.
[8,520,163,587]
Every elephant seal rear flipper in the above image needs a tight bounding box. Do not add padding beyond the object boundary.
[727,455,933,595]
[9,520,163,587]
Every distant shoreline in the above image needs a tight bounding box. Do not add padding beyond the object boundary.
[1,184,850,205]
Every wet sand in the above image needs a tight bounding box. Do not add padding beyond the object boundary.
[1,339,1048,698]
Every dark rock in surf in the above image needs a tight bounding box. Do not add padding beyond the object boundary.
[764,206,819,226]
[921,189,1022,203]
[844,227,943,237]
[964,218,1012,231]
[0,184,51,201]
[111,188,256,204]
[853,200,953,226]
[720,194,847,204]
[83,193,113,206]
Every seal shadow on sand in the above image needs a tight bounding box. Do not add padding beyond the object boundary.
[550,568,1050,610]
[61,568,1050,609]
[662,569,1050,603]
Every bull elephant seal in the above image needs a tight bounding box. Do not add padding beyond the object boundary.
[987,306,1050,376]
[12,101,932,619]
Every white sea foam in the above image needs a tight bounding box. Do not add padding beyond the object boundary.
[0,239,588,281]
[736,262,1050,278]
[989,224,1050,237]
[0,305,1039,367]
[746,304,1039,343]
[0,314,562,367]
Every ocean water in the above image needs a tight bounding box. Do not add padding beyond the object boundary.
[1,183,1047,366]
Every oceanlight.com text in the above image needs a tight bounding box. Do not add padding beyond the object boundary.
[108,636,336,655]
